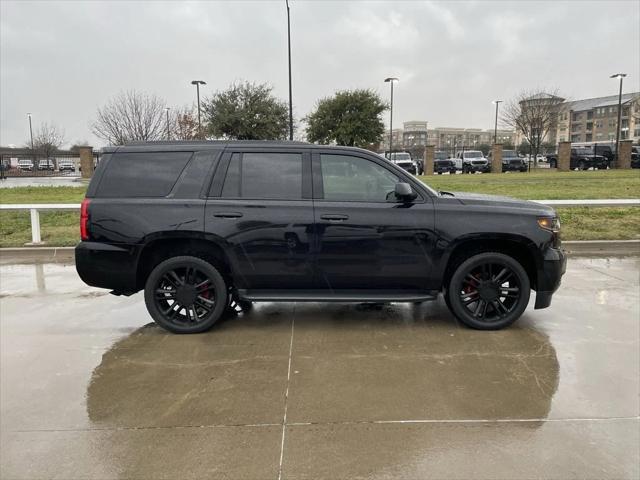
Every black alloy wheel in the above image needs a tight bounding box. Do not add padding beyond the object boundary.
[447,252,530,330]
[144,256,227,334]
[577,160,586,171]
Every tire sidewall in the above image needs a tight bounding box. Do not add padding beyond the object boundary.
[144,256,227,334]
[447,252,530,330]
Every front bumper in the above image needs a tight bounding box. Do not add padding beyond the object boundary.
[502,163,527,172]
[435,166,456,174]
[534,247,567,309]
[466,164,490,172]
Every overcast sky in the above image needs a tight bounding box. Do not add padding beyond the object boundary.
[1,0,639,148]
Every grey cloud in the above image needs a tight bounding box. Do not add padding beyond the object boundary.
[1,0,638,147]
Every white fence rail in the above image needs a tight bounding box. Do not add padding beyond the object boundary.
[0,204,80,244]
[1,200,639,245]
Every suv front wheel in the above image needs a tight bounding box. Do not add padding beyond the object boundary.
[446,252,530,330]
[144,256,227,333]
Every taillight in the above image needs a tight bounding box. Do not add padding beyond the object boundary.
[80,198,90,241]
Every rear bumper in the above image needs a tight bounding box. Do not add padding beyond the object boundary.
[534,247,567,309]
[75,241,139,293]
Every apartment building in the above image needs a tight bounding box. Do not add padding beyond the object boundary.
[557,92,640,144]
[381,121,515,152]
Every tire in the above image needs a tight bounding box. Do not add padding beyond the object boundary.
[577,160,586,171]
[446,252,530,330]
[144,256,227,334]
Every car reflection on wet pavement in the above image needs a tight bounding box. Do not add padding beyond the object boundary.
[1,257,638,479]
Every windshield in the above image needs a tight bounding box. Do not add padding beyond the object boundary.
[435,152,448,160]
[575,148,592,155]
[503,150,518,158]
[464,151,483,158]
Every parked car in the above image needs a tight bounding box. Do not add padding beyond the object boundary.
[487,150,527,172]
[17,159,34,171]
[453,150,490,173]
[58,159,75,172]
[632,146,640,169]
[387,152,417,175]
[572,142,615,165]
[434,151,456,174]
[38,159,55,171]
[76,141,566,333]
[546,148,609,170]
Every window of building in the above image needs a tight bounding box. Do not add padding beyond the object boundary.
[220,152,303,199]
[587,111,593,119]
[572,113,581,122]
[320,154,399,202]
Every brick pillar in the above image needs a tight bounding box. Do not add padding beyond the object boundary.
[79,146,94,178]
[557,142,571,171]
[424,145,435,175]
[617,140,632,169]
[491,144,503,173]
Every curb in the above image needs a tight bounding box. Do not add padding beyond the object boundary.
[561,240,640,257]
[1,241,639,265]
[0,246,75,265]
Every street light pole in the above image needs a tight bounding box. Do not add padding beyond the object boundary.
[27,113,34,162]
[492,100,502,144]
[27,113,34,151]
[286,0,293,141]
[191,80,206,139]
[610,73,626,161]
[384,77,398,158]
[164,107,170,140]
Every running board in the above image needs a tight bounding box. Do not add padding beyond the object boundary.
[237,289,438,303]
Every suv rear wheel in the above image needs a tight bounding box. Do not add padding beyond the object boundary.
[446,252,530,330]
[144,256,227,334]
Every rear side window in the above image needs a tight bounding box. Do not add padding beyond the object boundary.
[96,152,192,197]
[220,152,302,199]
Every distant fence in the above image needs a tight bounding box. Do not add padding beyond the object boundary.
[0,152,101,178]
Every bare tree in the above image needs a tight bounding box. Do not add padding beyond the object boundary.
[172,105,200,141]
[502,89,565,168]
[92,90,167,145]
[26,122,65,158]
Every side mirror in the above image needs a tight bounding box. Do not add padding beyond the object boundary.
[395,182,417,202]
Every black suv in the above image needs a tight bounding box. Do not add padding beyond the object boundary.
[76,141,566,333]
[488,150,527,172]
[434,151,456,174]
[547,148,609,170]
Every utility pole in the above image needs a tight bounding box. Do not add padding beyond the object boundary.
[27,113,34,161]
[286,0,293,140]
[493,100,502,143]
[610,73,626,162]
[165,107,170,140]
[191,80,206,139]
[384,77,399,157]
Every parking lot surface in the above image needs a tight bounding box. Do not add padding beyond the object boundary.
[1,257,638,479]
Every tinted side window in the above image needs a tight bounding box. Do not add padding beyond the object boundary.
[320,154,399,202]
[220,152,302,200]
[96,152,192,197]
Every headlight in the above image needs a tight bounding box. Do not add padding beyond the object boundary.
[537,216,560,232]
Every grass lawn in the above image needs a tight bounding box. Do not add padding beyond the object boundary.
[0,171,639,247]
[419,169,640,199]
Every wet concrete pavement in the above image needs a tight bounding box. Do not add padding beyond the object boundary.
[0,257,638,479]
